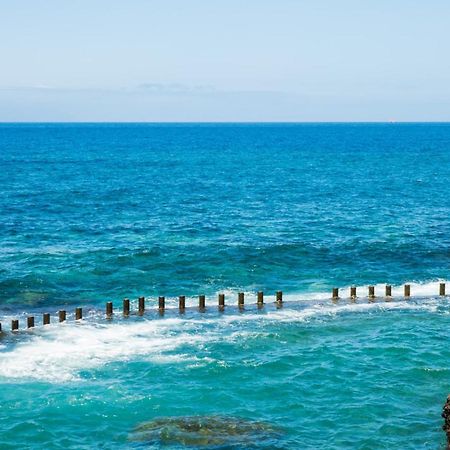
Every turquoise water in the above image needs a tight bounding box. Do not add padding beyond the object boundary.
[0,123,449,448]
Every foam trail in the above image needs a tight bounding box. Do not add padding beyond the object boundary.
[0,281,446,322]
[0,296,443,383]
[0,319,212,382]
[192,280,449,306]
[259,280,450,302]
[135,280,449,309]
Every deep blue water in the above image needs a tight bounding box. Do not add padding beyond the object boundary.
[0,123,449,449]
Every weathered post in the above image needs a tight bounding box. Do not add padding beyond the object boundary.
[106,302,113,318]
[0,323,2,333]
[27,316,34,328]
[199,295,206,311]
[368,285,375,299]
[138,296,145,314]
[123,298,130,316]
[158,296,165,310]
[404,284,411,298]
[238,292,244,308]
[179,295,186,311]
[442,395,450,449]
[43,313,50,325]
[218,293,225,310]
[350,286,357,299]
[385,285,392,298]
[440,283,446,296]
[332,288,339,300]
[11,320,19,331]
[75,307,82,320]
[257,291,264,306]
[59,310,66,322]
[276,291,283,304]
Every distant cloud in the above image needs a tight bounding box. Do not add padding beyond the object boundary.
[0,82,449,122]
[0,83,218,96]
[136,83,216,95]
[0,84,57,92]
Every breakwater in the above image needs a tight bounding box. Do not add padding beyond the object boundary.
[2,282,447,335]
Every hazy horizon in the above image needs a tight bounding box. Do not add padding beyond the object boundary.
[2,121,450,124]
[1,1,449,122]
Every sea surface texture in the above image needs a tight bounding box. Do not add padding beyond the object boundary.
[0,123,449,449]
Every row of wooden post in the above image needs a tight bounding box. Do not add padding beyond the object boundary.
[1,283,447,333]
[0,291,282,333]
[5,308,80,332]
[104,291,281,318]
[331,283,446,300]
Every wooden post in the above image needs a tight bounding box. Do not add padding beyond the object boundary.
[138,296,145,314]
[106,302,113,318]
[59,310,66,322]
[332,288,339,300]
[368,286,375,299]
[218,293,225,309]
[404,284,411,298]
[350,286,357,299]
[179,295,186,311]
[27,316,34,328]
[11,319,19,331]
[276,291,283,304]
[0,323,2,333]
[257,291,264,306]
[440,283,446,296]
[43,313,50,325]
[75,307,82,320]
[385,285,392,297]
[238,292,244,307]
[123,298,130,316]
[199,295,206,310]
[442,395,450,448]
[158,296,165,310]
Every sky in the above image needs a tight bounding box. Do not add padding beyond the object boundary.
[0,0,449,121]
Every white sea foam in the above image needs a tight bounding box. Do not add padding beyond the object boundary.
[139,280,448,314]
[270,280,449,303]
[158,280,449,308]
[0,319,213,382]
[0,290,444,383]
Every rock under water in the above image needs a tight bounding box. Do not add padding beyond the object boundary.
[130,415,282,447]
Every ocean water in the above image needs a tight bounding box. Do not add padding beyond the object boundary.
[0,123,449,449]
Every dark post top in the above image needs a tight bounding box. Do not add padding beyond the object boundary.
[257,291,264,304]
[138,296,145,312]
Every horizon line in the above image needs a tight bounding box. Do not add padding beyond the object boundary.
[1,120,450,125]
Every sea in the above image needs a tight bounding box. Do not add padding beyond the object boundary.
[0,123,449,449]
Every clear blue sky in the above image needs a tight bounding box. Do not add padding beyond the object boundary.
[1,0,449,121]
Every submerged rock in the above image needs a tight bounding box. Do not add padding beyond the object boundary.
[131,415,282,447]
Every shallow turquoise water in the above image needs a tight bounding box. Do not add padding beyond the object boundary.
[0,123,449,448]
